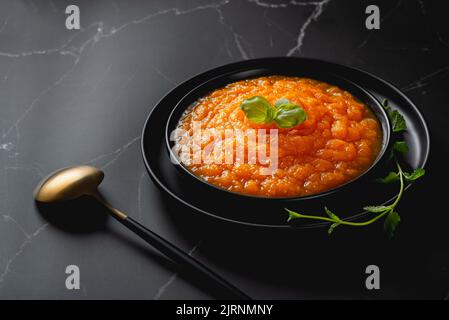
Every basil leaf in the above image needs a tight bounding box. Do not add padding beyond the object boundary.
[240,96,274,124]
[273,103,307,128]
[364,205,390,213]
[384,211,400,238]
[240,96,308,129]
[404,168,425,181]
[376,171,399,184]
[274,98,290,108]
[328,222,340,235]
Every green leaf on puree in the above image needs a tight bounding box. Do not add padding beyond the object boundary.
[274,98,290,108]
[240,96,306,129]
[240,96,274,124]
[274,103,307,128]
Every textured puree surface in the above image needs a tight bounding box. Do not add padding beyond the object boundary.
[175,76,382,197]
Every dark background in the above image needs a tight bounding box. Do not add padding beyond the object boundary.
[0,0,448,299]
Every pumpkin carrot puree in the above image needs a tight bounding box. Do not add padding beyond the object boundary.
[176,76,382,197]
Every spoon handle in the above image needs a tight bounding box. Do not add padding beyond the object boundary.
[117,216,251,300]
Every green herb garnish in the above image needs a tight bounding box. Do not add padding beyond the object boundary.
[392,141,409,154]
[383,99,407,132]
[286,160,425,238]
[240,96,307,129]
[285,100,425,238]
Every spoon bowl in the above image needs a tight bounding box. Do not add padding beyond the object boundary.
[34,166,104,203]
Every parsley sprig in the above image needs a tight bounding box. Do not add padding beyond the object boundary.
[285,99,425,237]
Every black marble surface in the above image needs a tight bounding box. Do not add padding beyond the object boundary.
[0,0,448,299]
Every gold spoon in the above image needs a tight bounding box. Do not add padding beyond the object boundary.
[34,166,250,300]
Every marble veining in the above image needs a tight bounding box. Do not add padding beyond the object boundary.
[401,66,449,93]
[0,223,48,285]
[153,242,201,300]
[0,0,447,299]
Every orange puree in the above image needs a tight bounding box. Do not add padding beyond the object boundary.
[176,76,382,198]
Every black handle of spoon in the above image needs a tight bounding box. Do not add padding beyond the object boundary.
[92,193,250,299]
[117,216,251,300]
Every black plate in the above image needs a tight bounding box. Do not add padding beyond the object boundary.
[141,57,430,228]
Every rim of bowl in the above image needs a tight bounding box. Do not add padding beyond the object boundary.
[165,71,392,201]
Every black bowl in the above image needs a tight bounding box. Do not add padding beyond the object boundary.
[165,67,392,202]
[142,57,429,227]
